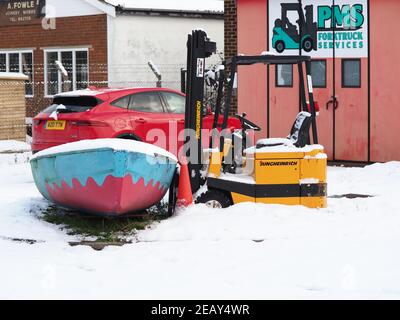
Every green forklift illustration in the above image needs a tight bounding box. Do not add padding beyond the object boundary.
[272,3,317,53]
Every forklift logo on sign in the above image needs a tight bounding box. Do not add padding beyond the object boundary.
[269,0,368,58]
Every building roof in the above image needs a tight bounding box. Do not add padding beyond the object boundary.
[103,0,224,14]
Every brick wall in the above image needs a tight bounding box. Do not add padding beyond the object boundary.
[0,14,108,117]
[0,75,27,140]
[224,0,237,60]
[224,0,238,113]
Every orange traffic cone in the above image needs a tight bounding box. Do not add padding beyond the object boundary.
[176,161,193,207]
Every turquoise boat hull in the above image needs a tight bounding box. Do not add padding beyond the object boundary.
[30,147,177,216]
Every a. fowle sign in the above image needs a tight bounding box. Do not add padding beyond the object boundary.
[269,0,368,58]
[0,0,45,26]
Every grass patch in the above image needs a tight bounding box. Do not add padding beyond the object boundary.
[40,202,169,242]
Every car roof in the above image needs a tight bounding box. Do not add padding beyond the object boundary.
[54,87,184,101]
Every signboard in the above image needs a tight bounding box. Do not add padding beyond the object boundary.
[0,0,45,26]
[268,0,368,58]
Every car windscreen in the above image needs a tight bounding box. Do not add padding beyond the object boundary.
[42,96,103,114]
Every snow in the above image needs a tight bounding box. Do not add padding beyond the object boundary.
[148,60,161,78]
[1,149,400,299]
[256,137,294,147]
[55,61,68,78]
[261,51,275,56]
[0,140,31,153]
[48,105,67,120]
[305,153,328,159]
[31,138,178,163]
[105,0,224,13]
[300,178,320,184]
[54,88,106,97]
[218,173,256,184]
[0,72,29,80]
[246,143,324,155]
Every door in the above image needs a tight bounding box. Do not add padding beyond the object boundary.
[269,63,300,139]
[127,91,172,152]
[311,59,334,159]
[319,1,369,161]
[334,58,368,161]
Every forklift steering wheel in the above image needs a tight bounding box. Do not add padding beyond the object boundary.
[236,113,261,132]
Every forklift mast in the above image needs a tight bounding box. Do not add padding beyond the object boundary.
[281,3,306,28]
[222,55,319,146]
[184,30,216,193]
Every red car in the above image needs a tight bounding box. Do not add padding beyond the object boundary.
[32,87,242,156]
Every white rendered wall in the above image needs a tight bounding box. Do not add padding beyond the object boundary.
[45,0,101,18]
[109,15,224,90]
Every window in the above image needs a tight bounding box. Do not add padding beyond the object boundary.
[112,95,131,109]
[276,64,293,87]
[9,53,19,73]
[60,51,73,92]
[44,49,89,96]
[342,59,361,88]
[129,92,164,113]
[76,51,88,90]
[21,53,33,96]
[46,52,58,96]
[42,96,102,114]
[311,60,326,88]
[0,51,34,96]
[0,54,5,72]
[161,92,185,114]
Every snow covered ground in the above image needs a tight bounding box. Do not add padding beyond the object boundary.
[1,148,400,299]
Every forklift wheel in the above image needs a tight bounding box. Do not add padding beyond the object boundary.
[302,38,313,52]
[275,41,285,53]
[196,189,232,209]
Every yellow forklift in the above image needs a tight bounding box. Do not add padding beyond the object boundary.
[169,30,327,213]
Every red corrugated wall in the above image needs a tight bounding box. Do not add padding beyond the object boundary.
[237,0,268,141]
[370,0,400,162]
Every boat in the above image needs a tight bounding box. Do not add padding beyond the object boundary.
[30,139,178,216]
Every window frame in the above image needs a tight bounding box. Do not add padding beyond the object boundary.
[275,64,293,88]
[111,94,131,109]
[159,91,186,114]
[310,59,327,89]
[0,49,34,98]
[127,91,166,113]
[44,48,89,98]
[342,58,361,88]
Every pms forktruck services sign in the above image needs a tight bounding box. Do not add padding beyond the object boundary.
[268,0,368,58]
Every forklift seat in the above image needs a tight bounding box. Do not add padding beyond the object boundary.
[256,112,312,149]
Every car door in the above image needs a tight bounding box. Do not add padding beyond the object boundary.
[127,91,172,152]
[159,91,186,157]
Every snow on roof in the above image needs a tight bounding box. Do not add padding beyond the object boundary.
[104,0,224,14]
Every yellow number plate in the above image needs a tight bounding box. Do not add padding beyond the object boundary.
[46,120,66,130]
